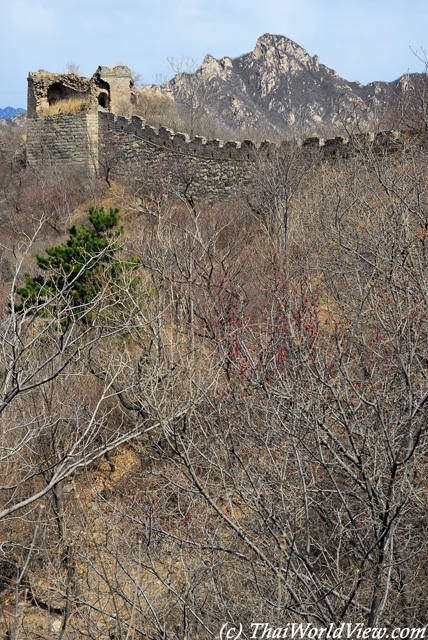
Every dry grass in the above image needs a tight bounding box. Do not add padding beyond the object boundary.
[42,97,91,117]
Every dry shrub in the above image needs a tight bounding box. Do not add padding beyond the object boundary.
[41,97,91,117]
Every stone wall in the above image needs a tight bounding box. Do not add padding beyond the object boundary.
[301,130,402,157]
[98,111,258,198]
[97,111,405,198]
[26,103,407,198]
[26,112,99,169]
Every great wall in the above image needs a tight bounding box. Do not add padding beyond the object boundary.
[26,65,405,199]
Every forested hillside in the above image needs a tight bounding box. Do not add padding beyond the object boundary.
[1,93,428,638]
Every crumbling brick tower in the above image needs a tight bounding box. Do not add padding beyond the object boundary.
[26,65,136,170]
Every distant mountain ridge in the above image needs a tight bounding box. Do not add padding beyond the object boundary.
[155,34,417,136]
[0,107,26,120]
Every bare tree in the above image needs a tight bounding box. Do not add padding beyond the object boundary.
[165,56,210,137]
[241,142,314,263]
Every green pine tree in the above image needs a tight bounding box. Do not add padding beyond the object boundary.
[15,206,124,316]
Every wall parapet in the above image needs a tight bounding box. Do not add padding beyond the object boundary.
[99,111,405,163]
[95,114,410,199]
[98,111,274,161]
[26,100,409,200]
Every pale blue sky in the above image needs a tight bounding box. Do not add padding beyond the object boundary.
[1,0,427,108]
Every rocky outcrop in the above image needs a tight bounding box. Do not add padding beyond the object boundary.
[154,33,417,136]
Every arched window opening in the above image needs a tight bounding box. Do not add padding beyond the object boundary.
[98,93,109,109]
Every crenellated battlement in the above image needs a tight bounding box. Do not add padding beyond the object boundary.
[99,111,268,160]
[98,110,404,162]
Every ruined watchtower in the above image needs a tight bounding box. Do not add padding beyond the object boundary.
[26,65,136,169]
[93,66,136,115]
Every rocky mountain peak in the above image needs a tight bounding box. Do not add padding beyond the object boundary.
[252,33,315,72]
[200,53,233,81]
[150,34,414,138]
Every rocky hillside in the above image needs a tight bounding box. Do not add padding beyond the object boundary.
[154,34,417,137]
